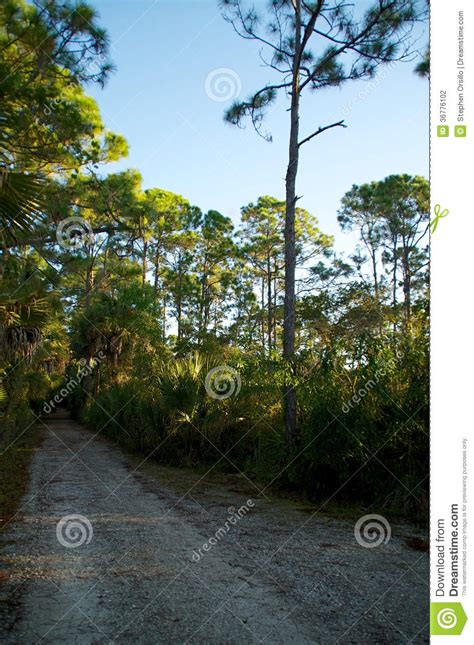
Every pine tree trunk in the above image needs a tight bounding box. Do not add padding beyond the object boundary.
[177,301,182,342]
[267,254,272,353]
[402,245,411,325]
[153,244,164,338]
[142,240,148,287]
[85,262,93,309]
[392,237,398,333]
[283,0,301,447]
[371,248,379,302]
[273,274,278,350]
[153,245,160,300]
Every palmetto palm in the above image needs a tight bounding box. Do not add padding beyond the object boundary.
[0,295,49,362]
[0,111,48,242]
[155,353,209,425]
[0,168,48,239]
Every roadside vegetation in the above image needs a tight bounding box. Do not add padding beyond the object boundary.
[1,0,428,522]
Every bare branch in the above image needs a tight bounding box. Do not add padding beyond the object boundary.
[298,120,347,147]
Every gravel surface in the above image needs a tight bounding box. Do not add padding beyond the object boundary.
[0,412,429,644]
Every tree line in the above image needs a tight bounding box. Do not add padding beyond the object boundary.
[1,0,428,519]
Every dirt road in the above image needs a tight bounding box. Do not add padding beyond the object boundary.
[0,412,428,643]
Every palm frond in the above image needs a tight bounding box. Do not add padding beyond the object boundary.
[0,296,50,328]
[0,168,48,237]
[0,378,6,405]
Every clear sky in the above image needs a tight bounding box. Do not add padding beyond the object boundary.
[89,0,429,253]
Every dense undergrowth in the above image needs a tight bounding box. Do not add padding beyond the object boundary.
[72,327,428,522]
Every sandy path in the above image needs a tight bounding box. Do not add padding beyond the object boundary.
[0,412,429,644]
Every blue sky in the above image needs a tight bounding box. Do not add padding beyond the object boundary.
[89,0,429,253]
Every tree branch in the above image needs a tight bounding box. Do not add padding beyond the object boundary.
[298,120,347,147]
